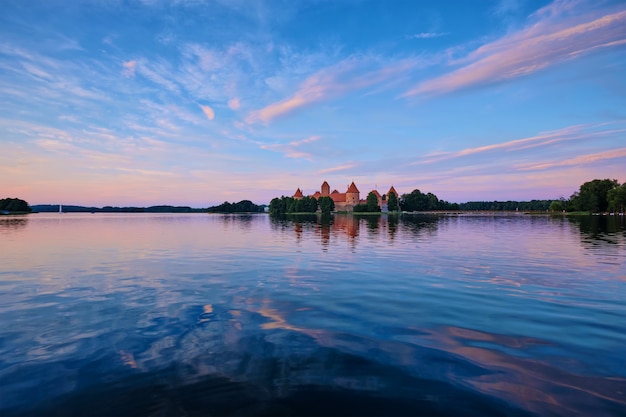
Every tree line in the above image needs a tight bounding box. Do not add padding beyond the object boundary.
[30,201,266,213]
[206,200,265,213]
[269,196,335,215]
[549,179,626,213]
[0,198,32,213]
[268,178,626,215]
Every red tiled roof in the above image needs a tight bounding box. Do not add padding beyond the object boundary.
[331,189,339,194]
[388,186,398,196]
[346,182,359,193]
[330,193,346,203]
[293,188,303,198]
[370,189,381,197]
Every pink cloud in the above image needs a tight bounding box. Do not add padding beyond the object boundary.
[228,97,241,110]
[122,60,136,78]
[247,57,416,124]
[318,163,356,174]
[420,123,625,164]
[516,147,626,170]
[404,3,626,96]
[260,135,321,160]
[199,104,215,121]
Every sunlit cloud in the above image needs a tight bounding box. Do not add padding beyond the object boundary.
[260,135,321,160]
[318,163,357,175]
[246,57,417,124]
[517,147,626,171]
[199,104,215,121]
[404,3,626,96]
[419,123,625,164]
[122,60,136,78]
[228,97,241,110]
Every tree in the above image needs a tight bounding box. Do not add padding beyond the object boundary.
[366,192,381,212]
[387,191,399,211]
[400,189,431,211]
[607,183,626,213]
[0,198,32,213]
[318,196,335,214]
[570,179,618,212]
[549,200,565,212]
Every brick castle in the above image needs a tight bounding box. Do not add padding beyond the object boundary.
[293,181,398,212]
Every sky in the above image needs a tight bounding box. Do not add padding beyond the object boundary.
[1,0,625,207]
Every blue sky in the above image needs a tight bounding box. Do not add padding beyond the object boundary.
[1,0,625,207]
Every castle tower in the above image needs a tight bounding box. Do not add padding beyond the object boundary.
[346,182,360,205]
[321,181,330,196]
[293,188,304,200]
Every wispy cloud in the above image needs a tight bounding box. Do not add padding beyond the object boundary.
[517,147,626,171]
[122,60,136,78]
[404,2,626,96]
[420,123,625,164]
[407,32,449,39]
[260,135,321,160]
[318,163,356,174]
[246,57,417,124]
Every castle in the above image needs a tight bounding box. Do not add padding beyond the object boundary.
[293,181,399,212]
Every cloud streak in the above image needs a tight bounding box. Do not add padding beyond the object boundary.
[247,57,417,124]
[404,3,626,96]
[407,32,449,39]
[260,135,321,160]
[517,147,626,171]
[420,123,626,164]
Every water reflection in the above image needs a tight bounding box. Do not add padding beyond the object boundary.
[567,214,626,242]
[270,213,445,250]
[0,216,29,234]
[2,213,625,416]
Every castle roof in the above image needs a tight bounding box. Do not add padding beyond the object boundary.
[370,189,381,197]
[293,188,303,198]
[322,181,329,187]
[330,193,346,203]
[388,186,398,196]
[331,189,339,194]
[346,182,359,193]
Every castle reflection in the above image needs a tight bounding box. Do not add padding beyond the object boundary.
[270,214,444,250]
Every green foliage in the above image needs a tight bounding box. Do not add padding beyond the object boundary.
[456,200,551,211]
[318,196,335,214]
[387,191,399,211]
[352,203,369,212]
[269,196,318,215]
[0,198,32,213]
[569,179,619,213]
[400,189,441,211]
[207,200,264,213]
[549,200,565,212]
[607,183,626,213]
[366,192,381,212]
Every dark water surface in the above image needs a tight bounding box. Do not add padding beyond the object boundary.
[1,213,625,416]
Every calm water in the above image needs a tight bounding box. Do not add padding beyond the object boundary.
[1,213,625,416]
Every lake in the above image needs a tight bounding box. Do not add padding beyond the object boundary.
[1,212,625,416]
